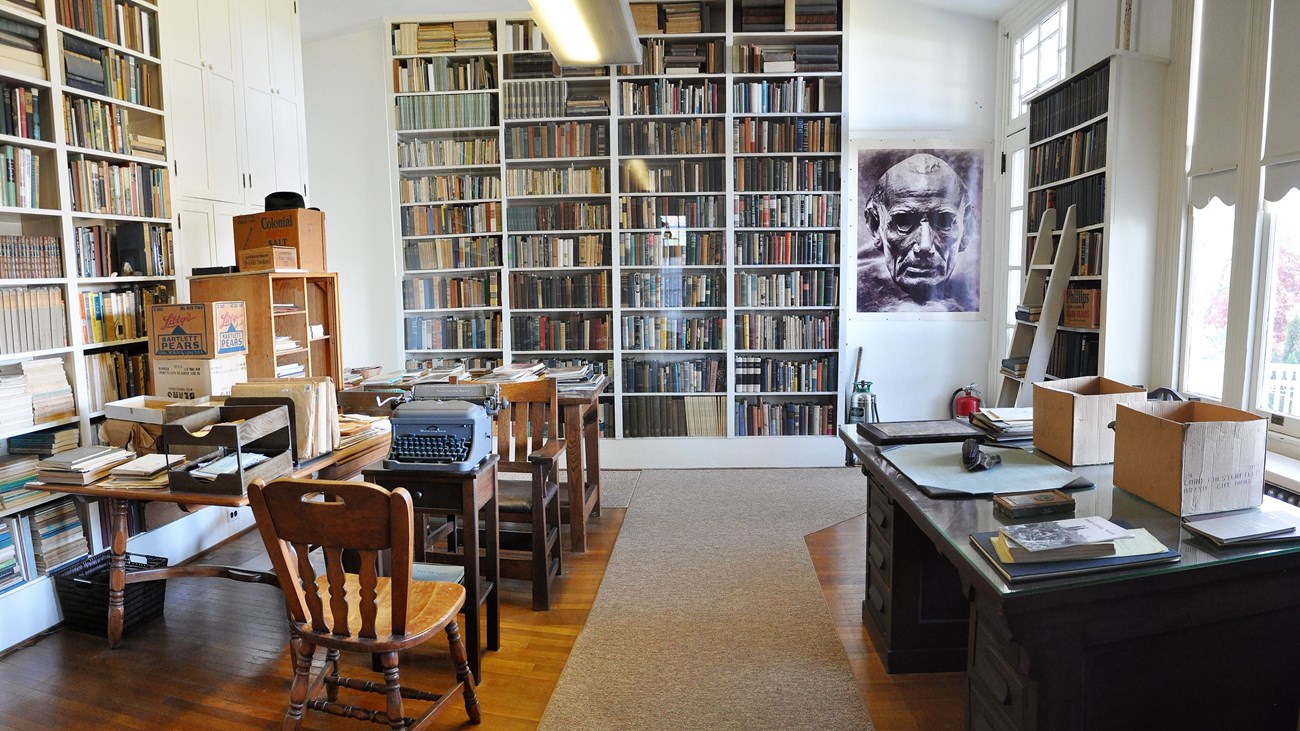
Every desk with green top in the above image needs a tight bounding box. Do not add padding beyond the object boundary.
[840,426,1300,731]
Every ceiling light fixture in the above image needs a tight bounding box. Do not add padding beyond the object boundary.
[529,0,643,66]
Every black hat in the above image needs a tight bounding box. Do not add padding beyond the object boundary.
[265,191,306,211]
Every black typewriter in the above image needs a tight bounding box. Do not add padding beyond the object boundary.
[383,385,500,472]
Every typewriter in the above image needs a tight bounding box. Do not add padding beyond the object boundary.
[383,384,501,473]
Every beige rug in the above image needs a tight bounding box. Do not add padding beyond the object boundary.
[539,468,873,730]
[546,469,641,508]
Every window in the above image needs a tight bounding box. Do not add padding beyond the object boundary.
[1256,193,1300,423]
[1180,199,1236,401]
[1010,2,1069,120]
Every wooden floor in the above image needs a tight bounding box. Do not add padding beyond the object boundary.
[0,509,964,730]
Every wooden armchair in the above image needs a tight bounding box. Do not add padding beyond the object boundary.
[248,478,480,730]
[493,378,565,610]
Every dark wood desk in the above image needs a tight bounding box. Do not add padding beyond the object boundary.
[558,375,609,552]
[38,430,394,649]
[840,427,1300,731]
[363,457,501,681]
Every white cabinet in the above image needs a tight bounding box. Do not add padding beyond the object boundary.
[174,199,245,296]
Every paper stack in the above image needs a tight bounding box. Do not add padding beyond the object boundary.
[30,497,89,574]
[230,378,340,460]
[969,407,1034,444]
[0,517,27,595]
[0,366,32,433]
[0,455,42,511]
[7,425,79,457]
[36,446,135,485]
[101,453,185,489]
[22,358,75,423]
[1182,504,1300,547]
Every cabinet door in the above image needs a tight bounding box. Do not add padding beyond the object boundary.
[198,0,237,77]
[175,200,217,300]
[204,68,245,204]
[242,87,277,204]
[236,0,272,92]
[162,0,202,68]
[271,93,304,196]
[166,59,212,200]
[267,0,299,97]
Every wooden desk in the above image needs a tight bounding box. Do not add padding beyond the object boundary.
[840,427,1300,731]
[38,430,393,649]
[558,375,609,552]
[363,458,501,681]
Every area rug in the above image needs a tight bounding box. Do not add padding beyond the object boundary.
[547,469,641,508]
[539,467,873,730]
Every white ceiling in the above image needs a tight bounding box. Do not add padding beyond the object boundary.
[300,0,1022,43]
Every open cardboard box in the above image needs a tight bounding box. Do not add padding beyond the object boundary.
[1033,376,1146,465]
[1112,401,1267,516]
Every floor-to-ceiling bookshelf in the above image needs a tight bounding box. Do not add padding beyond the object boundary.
[385,1,844,446]
[0,0,176,649]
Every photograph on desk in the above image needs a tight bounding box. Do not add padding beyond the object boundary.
[969,516,1180,583]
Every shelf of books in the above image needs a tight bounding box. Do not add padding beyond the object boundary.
[1020,53,1165,386]
[0,0,174,648]
[386,0,844,444]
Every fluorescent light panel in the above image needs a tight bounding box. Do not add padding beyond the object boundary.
[529,0,643,66]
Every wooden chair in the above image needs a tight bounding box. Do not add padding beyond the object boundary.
[493,378,565,610]
[248,478,481,730]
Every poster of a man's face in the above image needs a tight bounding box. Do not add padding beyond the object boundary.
[857,148,982,313]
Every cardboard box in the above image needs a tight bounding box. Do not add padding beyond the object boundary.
[237,246,299,272]
[149,302,247,359]
[1112,401,1267,517]
[103,396,182,425]
[232,209,326,272]
[1033,377,1147,465]
[98,419,165,454]
[152,355,248,400]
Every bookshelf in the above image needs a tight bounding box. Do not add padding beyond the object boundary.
[385,1,844,442]
[1019,53,1166,387]
[0,0,176,650]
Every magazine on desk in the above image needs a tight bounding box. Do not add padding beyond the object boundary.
[969,526,1180,583]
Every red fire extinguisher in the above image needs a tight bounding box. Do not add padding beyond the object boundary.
[951,383,982,419]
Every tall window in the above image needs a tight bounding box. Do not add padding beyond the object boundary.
[1181,199,1235,401]
[1257,193,1300,423]
[1010,2,1069,120]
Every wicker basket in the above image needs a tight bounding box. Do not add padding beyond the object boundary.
[52,551,168,636]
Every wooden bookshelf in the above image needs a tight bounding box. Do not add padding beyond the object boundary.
[385,0,845,441]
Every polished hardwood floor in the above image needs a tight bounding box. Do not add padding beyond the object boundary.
[0,507,964,730]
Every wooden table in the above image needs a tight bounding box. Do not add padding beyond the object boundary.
[558,375,609,552]
[840,427,1300,730]
[363,458,501,681]
[38,430,393,649]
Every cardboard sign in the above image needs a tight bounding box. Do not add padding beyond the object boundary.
[149,302,247,359]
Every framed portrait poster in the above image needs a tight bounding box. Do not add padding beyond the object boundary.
[854,145,986,314]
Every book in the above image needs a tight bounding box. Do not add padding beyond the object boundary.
[109,453,183,478]
[969,527,1180,583]
[993,489,1075,519]
[1181,506,1300,546]
[996,516,1129,562]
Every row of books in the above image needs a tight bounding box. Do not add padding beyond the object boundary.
[734,269,838,307]
[511,271,610,309]
[1046,330,1099,379]
[85,348,148,412]
[622,38,723,76]
[621,355,723,393]
[511,313,612,351]
[737,0,839,32]
[731,43,839,73]
[404,237,501,271]
[0,15,44,80]
[403,271,501,310]
[392,20,495,56]
[734,398,835,436]
[618,78,722,115]
[1026,173,1106,232]
[734,192,839,228]
[622,314,724,350]
[401,201,500,237]
[504,120,608,159]
[621,159,724,194]
[403,313,501,351]
[624,395,726,438]
[67,158,169,218]
[507,234,605,268]
[1030,62,1110,142]
[502,79,570,120]
[623,271,723,308]
[505,165,606,196]
[399,172,500,204]
[620,231,722,266]
[732,77,835,114]
[56,0,156,57]
[62,36,159,108]
[1029,120,1107,188]
[397,135,499,168]
[620,195,721,228]
[392,54,495,93]
[6,423,78,456]
[733,117,840,153]
[506,201,610,231]
[619,118,723,155]
[395,92,495,131]
[734,156,839,192]
[735,312,835,350]
[0,82,40,140]
[733,353,835,393]
[0,143,41,208]
[73,222,173,278]
[77,283,170,344]
[0,286,68,355]
[734,231,838,265]
[0,235,59,278]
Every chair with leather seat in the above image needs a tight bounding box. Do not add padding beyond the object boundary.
[248,477,481,730]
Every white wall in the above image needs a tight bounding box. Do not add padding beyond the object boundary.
[844,1,1000,418]
[303,26,402,372]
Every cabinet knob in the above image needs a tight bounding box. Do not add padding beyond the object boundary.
[412,491,423,500]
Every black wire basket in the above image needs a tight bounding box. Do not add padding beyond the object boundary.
[51,551,168,636]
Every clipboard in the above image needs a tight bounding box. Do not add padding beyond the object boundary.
[857,418,985,446]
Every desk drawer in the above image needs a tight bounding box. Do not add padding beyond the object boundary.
[867,529,892,588]
[865,580,892,640]
[969,614,1031,730]
[866,478,893,542]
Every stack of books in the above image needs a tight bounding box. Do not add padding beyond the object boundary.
[662,3,703,33]
[738,0,785,31]
[0,455,41,512]
[36,445,134,485]
[101,453,184,490]
[1014,303,1042,323]
[1000,356,1028,378]
[409,362,468,385]
[794,43,839,72]
[760,46,795,73]
[969,516,1180,583]
[631,3,660,34]
[7,425,79,457]
[126,132,165,161]
[565,95,609,117]
[61,35,106,95]
[969,407,1034,444]
[794,0,839,30]
[476,361,546,383]
[1182,505,1300,547]
[552,363,602,394]
[0,16,43,79]
[665,43,709,75]
[21,358,75,424]
[452,20,493,52]
[276,363,305,378]
[0,366,32,433]
[30,497,89,574]
[273,334,300,352]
